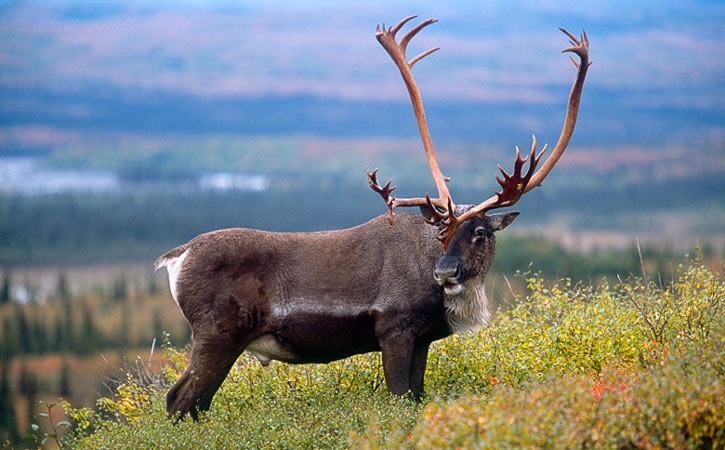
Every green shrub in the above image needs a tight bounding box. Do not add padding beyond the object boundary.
[63,345,420,449]
[412,340,724,449]
[425,275,649,395]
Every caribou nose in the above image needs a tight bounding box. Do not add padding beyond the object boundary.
[435,260,467,296]
[434,260,463,285]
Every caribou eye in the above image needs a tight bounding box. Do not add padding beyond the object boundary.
[474,226,486,239]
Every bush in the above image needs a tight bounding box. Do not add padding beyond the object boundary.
[424,275,649,395]
[413,341,724,449]
[62,342,420,449]
[413,255,725,449]
[59,254,724,449]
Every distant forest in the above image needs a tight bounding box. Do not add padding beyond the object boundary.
[2,179,722,273]
[2,129,724,268]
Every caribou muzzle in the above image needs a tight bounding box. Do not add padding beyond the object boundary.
[434,258,467,296]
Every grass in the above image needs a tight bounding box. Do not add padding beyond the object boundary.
[18,251,725,449]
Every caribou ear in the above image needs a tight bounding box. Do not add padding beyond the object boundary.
[486,211,519,232]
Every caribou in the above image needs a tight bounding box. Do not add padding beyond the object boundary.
[155,15,590,420]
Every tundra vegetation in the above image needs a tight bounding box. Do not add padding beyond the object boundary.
[5,250,721,449]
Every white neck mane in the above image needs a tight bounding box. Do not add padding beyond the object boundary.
[444,278,491,334]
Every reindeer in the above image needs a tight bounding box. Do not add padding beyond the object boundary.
[155,15,590,420]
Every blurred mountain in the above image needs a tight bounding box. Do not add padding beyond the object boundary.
[1,1,723,151]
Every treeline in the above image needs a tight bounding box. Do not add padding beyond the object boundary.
[0,268,190,445]
[3,184,722,267]
[0,187,383,265]
[3,274,101,358]
[0,271,188,360]
[0,294,161,359]
[493,235,699,283]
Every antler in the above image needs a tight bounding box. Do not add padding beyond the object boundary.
[436,136,545,246]
[369,19,591,250]
[367,16,452,217]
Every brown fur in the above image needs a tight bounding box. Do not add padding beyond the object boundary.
[155,210,516,420]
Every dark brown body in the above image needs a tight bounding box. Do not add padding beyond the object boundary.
[156,211,515,419]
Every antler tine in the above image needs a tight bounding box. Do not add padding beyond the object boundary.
[377,15,439,62]
[409,47,440,68]
[399,18,440,66]
[435,136,544,250]
[494,137,546,199]
[423,194,458,246]
[370,16,452,225]
[423,193,450,224]
[366,167,396,224]
[386,14,417,36]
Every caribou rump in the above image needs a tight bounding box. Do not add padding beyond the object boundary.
[155,16,590,420]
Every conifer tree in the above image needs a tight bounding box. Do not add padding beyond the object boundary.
[14,307,31,354]
[59,359,72,398]
[56,273,73,352]
[18,365,38,435]
[0,360,19,444]
[0,269,10,304]
[78,300,101,354]
[0,316,17,359]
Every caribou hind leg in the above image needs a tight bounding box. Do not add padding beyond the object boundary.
[166,337,246,421]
